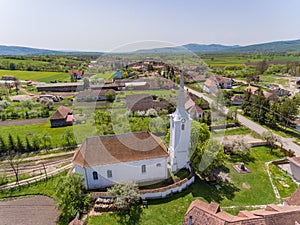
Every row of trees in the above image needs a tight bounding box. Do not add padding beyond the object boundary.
[242,90,299,129]
[0,129,76,157]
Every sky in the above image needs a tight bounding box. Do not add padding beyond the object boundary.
[0,0,300,52]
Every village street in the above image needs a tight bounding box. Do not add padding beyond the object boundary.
[187,87,300,156]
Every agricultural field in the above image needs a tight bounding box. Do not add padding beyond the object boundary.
[0,69,69,83]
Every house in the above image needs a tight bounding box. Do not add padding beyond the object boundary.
[203,78,218,95]
[50,105,73,128]
[183,199,300,225]
[245,85,259,95]
[70,70,84,80]
[126,94,168,112]
[1,75,17,81]
[231,95,244,105]
[284,186,300,206]
[72,70,192,189]
[125,81,149,90]
[289,157,300,181]
[215,76,233,89]
[112,71,123,81]
[294,119,300,132]
[185,96,203,120]
[77,89,116,101]
[72,131,170,189]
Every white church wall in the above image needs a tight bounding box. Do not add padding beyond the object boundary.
[75,156,169,189]
[141,176,195,199]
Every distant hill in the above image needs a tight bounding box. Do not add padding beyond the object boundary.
[1,39,300,55]
[223,39,300,53]
[0,45,102,55]
[135,39,300,54]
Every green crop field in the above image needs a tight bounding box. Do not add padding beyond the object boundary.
[0,69,69,83]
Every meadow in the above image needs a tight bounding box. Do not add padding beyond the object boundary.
[0,69,69,83]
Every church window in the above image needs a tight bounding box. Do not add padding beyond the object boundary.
[92,171,98,180]
[142,165,146,173]
[156,163,161,167]
[181,124,185,130]
[107,170,112,178]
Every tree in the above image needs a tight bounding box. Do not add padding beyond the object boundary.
[232,137,251,155]
[83,78,90,90]
[25,136,32,152]
[262,130,278,153]
[0,135,7,157]
[62,129,76,147]
[32,134,41,151]
[41,132,52,150]
[105,90,115,102]
[256,59,268,74]
[7,152,22,183]
[16,135,25,153]
[278,98,299,130]
[54,173,92,223]
[7,133,16,152]
[108,182,143,225]
[14,79,21,94]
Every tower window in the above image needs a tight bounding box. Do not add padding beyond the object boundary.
[142,165,146,173]
[181,124,185,130]
[107,170,112,178]
[156,163,161,167]
[189,216,193,225]
[92,171,98,180]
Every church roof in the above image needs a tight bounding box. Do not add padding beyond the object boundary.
[72,131,169,168]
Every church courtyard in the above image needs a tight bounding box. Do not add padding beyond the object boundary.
[86,146,297,225]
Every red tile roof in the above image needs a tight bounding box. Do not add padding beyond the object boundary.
[50,105,73,120]
[72,131,169,168]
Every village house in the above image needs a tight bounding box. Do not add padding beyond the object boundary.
[50,105,73,127]
[288,157,300,182]
[203,78,219,95]
[70,70,84,80]
[231,95,244,105]
[215,76,233,89]
[76,89,116,102]
[1,75,17,81]
[183,199,300,225]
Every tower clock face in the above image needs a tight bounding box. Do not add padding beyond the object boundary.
[181,118,186,123]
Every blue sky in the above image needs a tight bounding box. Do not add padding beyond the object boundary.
[0,0,300,51]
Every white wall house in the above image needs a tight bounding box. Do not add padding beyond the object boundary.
[72,131,169,189]
[289,157,300,181]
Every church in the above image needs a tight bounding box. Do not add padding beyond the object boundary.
[72,69,192,189]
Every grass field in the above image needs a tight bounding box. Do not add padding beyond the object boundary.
[0,69,69,83]
[92,72,114,80]
[0,121,96,148]
[87,146,293,225]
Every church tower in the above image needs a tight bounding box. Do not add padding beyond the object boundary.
[169,62,191,172]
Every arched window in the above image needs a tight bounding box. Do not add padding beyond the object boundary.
[92,171,98,180]
[181,123,185,130]
[156,163,161,167]
[107,170,112,178]
[142,165,146,173]
[189,216,193,225]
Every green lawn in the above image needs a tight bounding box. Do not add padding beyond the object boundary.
[269,163,297,198]
[92,72,114,80]
[0,170,67,199]
[87,146,291,225]
[0,69,69,83]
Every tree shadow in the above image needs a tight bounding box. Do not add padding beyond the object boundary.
[190,177,240,204]
[228,153,255,165]
[112,205,143,225]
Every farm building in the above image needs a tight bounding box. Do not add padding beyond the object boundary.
[1,75,17,81]
[36,82,83,92]
[76,89,116,101]
[50,105,73,127]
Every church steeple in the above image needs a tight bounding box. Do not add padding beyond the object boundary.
[168,59,191,172]
[174,59,189,118]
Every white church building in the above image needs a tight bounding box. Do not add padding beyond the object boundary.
[72,68,192,189]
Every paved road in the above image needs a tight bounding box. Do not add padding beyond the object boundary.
[187,87,300,156]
